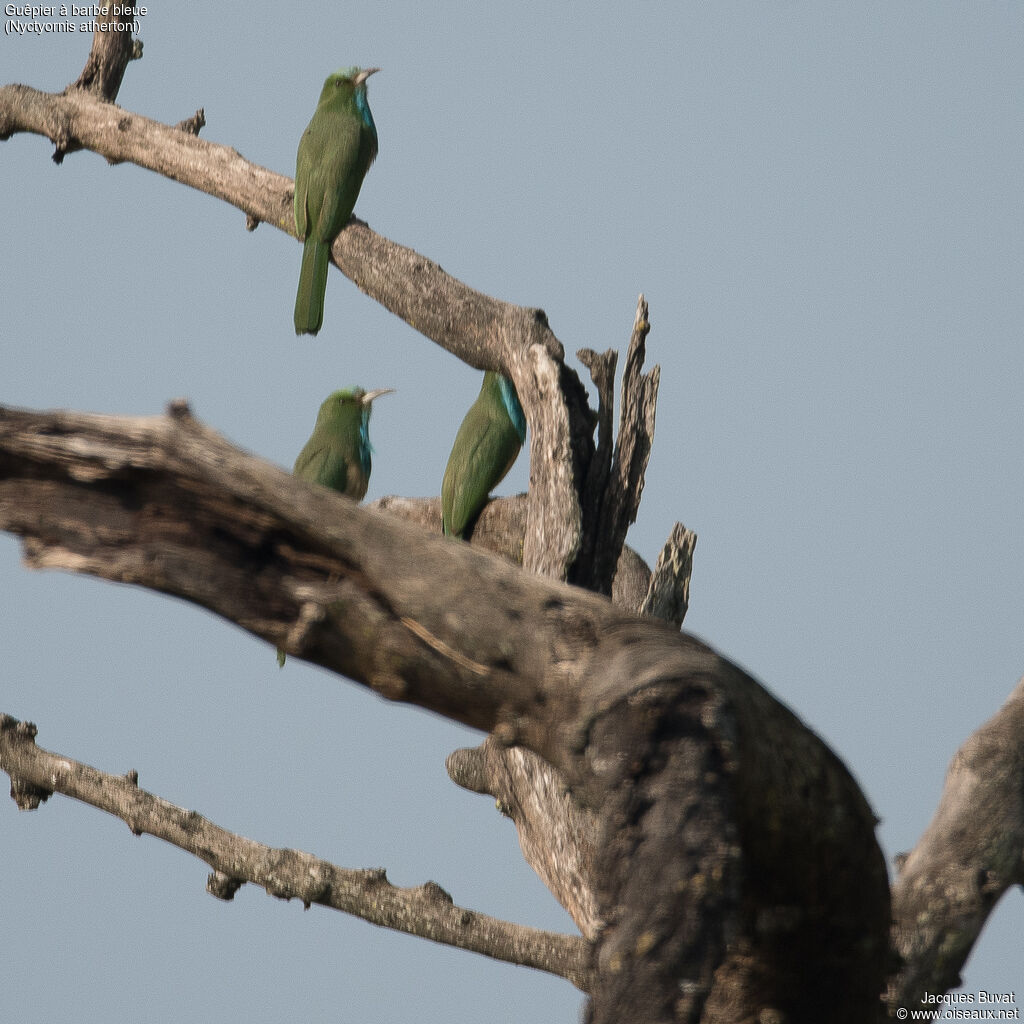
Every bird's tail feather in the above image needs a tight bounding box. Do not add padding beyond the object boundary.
[294,236,329,336]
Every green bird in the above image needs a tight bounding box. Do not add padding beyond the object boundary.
[293,66,379,336]
[278,386,393,666]
[441,372,527,538]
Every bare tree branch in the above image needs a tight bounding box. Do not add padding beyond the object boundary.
[5,42,978,1021]
[0,72,657,1000]
[0,76,663,987]
[887,675,1024,1013]
[576,345,617,590]
[390,316,667,946]
[447,739,602,941]
[0,714,593,991]
[0,400,591,750]
[174,108,205,137]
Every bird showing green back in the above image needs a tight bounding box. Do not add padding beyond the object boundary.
[293,67,379,336]
[441,372,527,538]
[278,386,393,666]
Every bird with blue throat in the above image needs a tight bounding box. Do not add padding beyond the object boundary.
[293,66,379,336]
[277,386,393,665]
[441,372,527,539]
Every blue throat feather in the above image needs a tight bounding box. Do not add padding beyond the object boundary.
[497,375,527,441]
[358,408,373,476]
[355,87,376,136]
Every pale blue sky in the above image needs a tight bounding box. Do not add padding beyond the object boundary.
[3,4,1022,1021]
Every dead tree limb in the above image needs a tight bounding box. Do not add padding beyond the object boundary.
[573,297,659,596]
[0,402,892,1022]
[640,522,697,628]
[0,714,592,991]
[66,11,141,107]
[887,675,1024,1014]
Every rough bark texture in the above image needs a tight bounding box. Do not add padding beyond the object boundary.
[434,496,694,941]
[888,675,1024,1013]
[573,298,659,596]
[0,79,665,986]
[66,12,141,106]
[640,522,698,628]
[0,403,892,1022]
[447,740,603,940]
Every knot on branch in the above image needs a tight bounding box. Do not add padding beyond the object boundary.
[175,109,205,137]
[10,776,53,811]
[262,850,332,909]
[417,881,454,906]
[445,746,488,794]
[1,715,53,809]
[207,871,245,902]
[166,398,193,419]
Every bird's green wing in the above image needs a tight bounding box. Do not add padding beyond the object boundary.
[294,127,311,240]
[293,184,308,241]
[442,412,522,538]
[293,113,365,336]
[305,114,365,242]
[294,442,352,495]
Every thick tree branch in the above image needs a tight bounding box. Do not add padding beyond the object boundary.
[887,675,1024,1013]
[0,401,893,1022]
[0,82,558,379]
[471,299,660,938]
[443,516,696,941]
[0,400,598,757]
[4,35,1019,1022]
[0,714,592,991]
[2,44,889,1020]
[0,73,654,977]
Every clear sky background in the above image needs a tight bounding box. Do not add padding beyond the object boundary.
[3,4,1022,1022]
